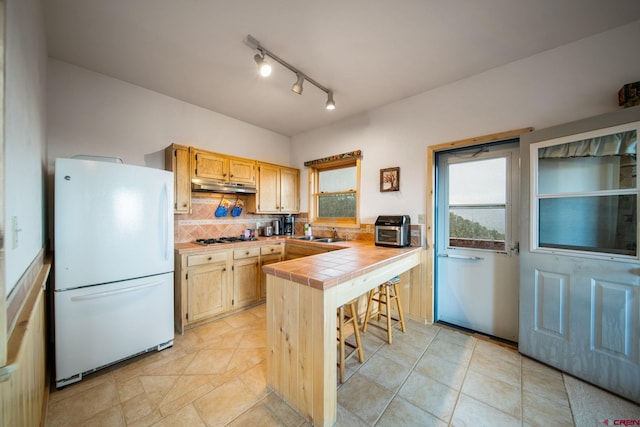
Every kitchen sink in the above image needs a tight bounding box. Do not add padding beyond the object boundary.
[292,236,343,243]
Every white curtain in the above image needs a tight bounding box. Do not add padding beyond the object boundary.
[538,130,636,158]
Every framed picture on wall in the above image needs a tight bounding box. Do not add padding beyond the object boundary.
[380,167,400,192]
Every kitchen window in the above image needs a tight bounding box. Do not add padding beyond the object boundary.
[308,157,360,228]
[531,122,638,260]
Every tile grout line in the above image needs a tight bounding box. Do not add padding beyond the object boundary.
[445,336,478,427]
[562,373,578,427]
[369,325,442,426]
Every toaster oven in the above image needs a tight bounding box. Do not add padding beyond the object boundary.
[374,215,411,247]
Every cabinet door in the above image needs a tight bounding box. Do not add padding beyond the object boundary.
[187,261,229,323]
[280,167,299,213]
[257,163,280,213]
[259,254,282,300]
[284,244,329,260]
[229,158,256,185]
[192,149,228,181]
[233,257,259,308]
[165,144,191,214]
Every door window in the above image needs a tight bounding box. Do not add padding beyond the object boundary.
[447,156,509,251]
[531,122,638,260]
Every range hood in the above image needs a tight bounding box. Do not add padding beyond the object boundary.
[191,178,257,194]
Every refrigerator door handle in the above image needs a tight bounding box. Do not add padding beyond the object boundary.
[161,183,169,260]
[70,280,163,301]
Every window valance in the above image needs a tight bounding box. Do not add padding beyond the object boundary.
[304,150,362,167]
[538,131,636,159]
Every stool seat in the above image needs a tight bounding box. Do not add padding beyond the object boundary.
[337,299,364,383]
[363,276,406,344]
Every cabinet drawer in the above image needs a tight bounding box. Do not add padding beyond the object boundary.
[187,251,229,267]
[234,247,260,259]
[260,244,283,256]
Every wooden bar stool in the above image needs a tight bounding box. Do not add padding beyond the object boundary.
[363,275,406,344]
[337,299,364,383]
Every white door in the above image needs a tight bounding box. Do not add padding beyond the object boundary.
[435,141,520,342]
[55,158,174,289]
[519,110,640,403]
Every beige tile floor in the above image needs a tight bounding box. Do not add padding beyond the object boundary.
[45,303,639,426]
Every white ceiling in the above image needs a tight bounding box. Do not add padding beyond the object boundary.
[44,1,640,137]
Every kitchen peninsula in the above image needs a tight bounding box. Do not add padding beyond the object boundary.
[262,242,422,426]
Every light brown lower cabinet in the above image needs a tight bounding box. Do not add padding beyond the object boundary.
[175,251,231,332]
[284,242,334,260]
[175,243,284,332]
[259,244,284,299]
[232,247,260,309]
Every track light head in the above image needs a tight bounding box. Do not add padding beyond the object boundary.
[292,73,305,95]
[254,53,272,77]
[325,91,336,110]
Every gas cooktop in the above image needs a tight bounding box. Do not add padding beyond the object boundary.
[194,236,258,246]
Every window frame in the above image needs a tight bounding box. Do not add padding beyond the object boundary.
[530,121,639,262]
[308,157,361,228]
[445,152,513,253]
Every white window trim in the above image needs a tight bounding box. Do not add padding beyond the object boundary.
[445,150,514,254]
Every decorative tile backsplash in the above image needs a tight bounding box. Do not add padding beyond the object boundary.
[175,196,424,246]
[174,197,283,243]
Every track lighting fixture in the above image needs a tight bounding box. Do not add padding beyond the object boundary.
[292,73,304,95]
[325,91,335,110]
[243,34,335,110]
[253,52,271,77]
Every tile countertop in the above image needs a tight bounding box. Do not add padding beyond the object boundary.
[175,237,422,291]
[262,241,421,291]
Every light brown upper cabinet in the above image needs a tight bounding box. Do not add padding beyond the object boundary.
[249,162,300,214]
[229,158,256,184]
[165,144,191,214]
[191,148,256,185]
[165,144,300,216]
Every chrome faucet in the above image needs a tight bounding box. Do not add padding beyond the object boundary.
[333,228,339,240]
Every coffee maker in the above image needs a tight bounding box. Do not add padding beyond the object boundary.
[283,215,295,236]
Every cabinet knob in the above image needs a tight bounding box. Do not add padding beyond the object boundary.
[182,203,188,207]
[207,257,212,261]
[245,251,249,255]
[230,174,234,178]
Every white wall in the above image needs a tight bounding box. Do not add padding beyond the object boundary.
[5,0,48,295]
[47,59,291,171]
[291,20,640,228]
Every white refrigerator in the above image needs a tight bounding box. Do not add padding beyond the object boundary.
[54,157,174,388]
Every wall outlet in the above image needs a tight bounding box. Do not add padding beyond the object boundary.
[418,214,425,224]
